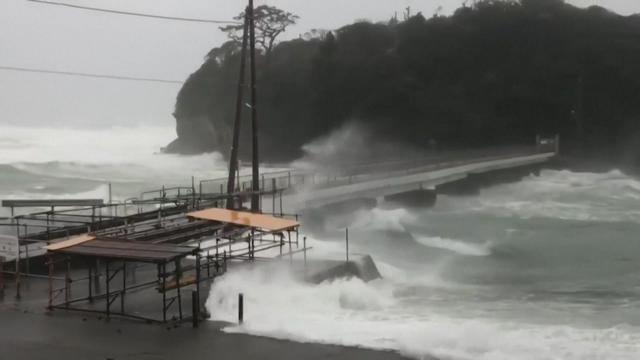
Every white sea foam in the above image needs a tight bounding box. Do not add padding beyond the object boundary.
[349,207,416,232]
[447,169,640,223]
[207,264,640,360]
[0,125,229,182]
[415,235,492,257]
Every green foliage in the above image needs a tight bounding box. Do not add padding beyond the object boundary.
[172,0,640,164]
[219,5,299,55]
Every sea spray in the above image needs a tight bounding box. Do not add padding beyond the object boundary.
[205,169,640,360]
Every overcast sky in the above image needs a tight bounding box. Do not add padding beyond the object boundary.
[1,0,638,129]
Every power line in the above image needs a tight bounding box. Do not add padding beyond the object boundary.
[26,0,240,24]
[0,65,184,84]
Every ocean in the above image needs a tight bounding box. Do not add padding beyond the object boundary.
[2,125,640,360]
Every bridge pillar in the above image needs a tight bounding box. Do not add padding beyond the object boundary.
[383,189,437,208]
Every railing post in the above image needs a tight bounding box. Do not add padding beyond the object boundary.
[0,256,4,298]
[303,236,307,267]
[238,293,244,324]
[345,228,349,263]
[192,290,199,328]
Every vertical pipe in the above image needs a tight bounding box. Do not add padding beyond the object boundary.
[345,228,349,263]
[238,293,244,324]
[226,9,250,209]
[66,257,71,303]
[279,190,283,217]
[25,240,30,276]
[105,260,110,317]
[47,255,53,309]
[121,262,126,313]
[191,176,196,209]
[177,273,183,321]
[303,236,307,267]
[195,253,201,327]
[108,182,112,217]
[88,260,93,303]
[94,259,101,294]
[192,290,199,328]
[288,231,293,264]
[0,256,4,298]
[161,263,166,323]
[15,243,20,300]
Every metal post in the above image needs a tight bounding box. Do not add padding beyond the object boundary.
[15,244,20,300]
[303,237,307,267]
[88,261,93,302]
[194,253,201,327]
[25,239,30,276]
[346,228,349,263]
[65,257,71,305]
[288,231,293,264]
[108,182,112,216]
[238,293,244,324]
[121,261,126,313]
[161,263,166,322]
[105,260,110,318]
[0,256,4,298]
[94,259,100,294]
[279,190,283,216]
[192,290,199,328]
[47,255,53,309]
[191,176,196,209]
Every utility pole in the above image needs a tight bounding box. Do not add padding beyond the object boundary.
[226,8,250,209]
[248,0,261,213]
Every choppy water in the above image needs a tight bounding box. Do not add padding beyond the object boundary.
[0,125,228,218]
[207,171,640,359]
[2,125,640,359]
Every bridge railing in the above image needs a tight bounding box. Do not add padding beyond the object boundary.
[197,145,553,197]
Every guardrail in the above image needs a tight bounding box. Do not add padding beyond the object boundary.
[197,145,554,197]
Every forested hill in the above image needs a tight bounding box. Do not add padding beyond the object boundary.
[166,0,640,167]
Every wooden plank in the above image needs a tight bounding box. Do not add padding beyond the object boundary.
[45,234,96,251]
[187,208,299,232]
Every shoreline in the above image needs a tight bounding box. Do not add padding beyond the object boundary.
[0,275,414,360]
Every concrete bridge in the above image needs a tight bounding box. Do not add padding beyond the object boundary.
[285,150,555,211]
[204,141,558,213]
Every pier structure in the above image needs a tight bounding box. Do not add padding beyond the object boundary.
[0,183,303,325]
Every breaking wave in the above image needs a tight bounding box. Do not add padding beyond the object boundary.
[415,235,493,257]
[445,169,640,223]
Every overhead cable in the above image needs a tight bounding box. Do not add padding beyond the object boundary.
[26,0,240,24]
[0,65,184,84]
